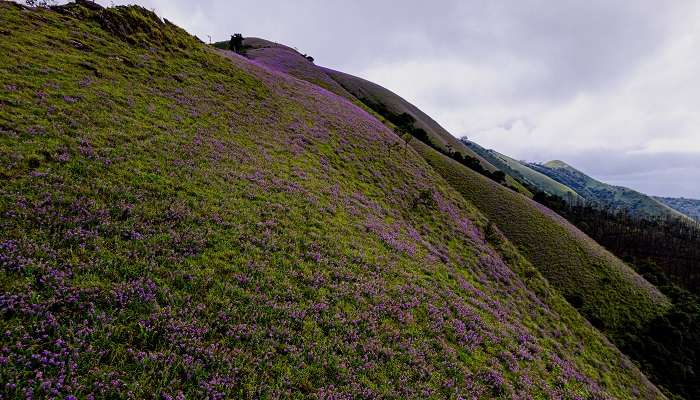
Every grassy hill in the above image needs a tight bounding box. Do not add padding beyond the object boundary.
[531,160,688,220]
[655,197,700,221]
[229,29,672,341]
[410,141,669,336]
[463,140,583,202]
[0,2,667,398]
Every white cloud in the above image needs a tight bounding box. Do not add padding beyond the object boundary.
[356,2,700,197]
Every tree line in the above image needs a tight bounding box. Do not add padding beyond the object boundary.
[533,191,700,292]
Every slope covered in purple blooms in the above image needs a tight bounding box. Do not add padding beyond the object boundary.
[0,2,665,399]
[239,37,356,102]
[231,24,671,348]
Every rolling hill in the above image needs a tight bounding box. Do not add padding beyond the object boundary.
[531,160,688,220]
[0,1,670,398]
[463,139,584,202]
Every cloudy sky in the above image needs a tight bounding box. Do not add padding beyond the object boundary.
[93,0,700,198]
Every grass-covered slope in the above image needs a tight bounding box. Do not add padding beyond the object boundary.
[531,161,688,220]
[464,140,584,202]
[0,2,664,398]
[411,141,670,336]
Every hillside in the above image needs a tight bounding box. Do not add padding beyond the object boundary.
[531,160,688,220]
[463,139,583,202]
[655,197,700,221]
[410,141,669,336]
[0,2,666,399]
[220,37,532,196]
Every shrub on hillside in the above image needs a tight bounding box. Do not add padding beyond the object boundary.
[229,33,243,53]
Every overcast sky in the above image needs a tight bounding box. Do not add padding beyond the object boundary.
[92,0,700,198]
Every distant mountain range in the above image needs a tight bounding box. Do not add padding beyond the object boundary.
[462,139,695,222]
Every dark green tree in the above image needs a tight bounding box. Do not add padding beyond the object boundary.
[492,170,506,183]
[229,33,244,53]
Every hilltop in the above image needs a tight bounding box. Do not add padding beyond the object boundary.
[228,37,533,196]
[219,37,358,102]
[0,2,671,399]
[214,35,500,172]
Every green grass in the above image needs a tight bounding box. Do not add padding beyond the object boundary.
[0,2,665,398]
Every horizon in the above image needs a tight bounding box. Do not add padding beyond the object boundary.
[69,0,700,198]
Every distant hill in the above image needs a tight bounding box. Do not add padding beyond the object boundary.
[655,197,700,221]
[463,140,584,202]
[530,160,689,220]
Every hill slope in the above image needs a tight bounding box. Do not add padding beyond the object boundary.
[234,37,673,346]
[531,160,687,220]
[411,141,669,336]
[463,139,584,202]
[0,2,665,399]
